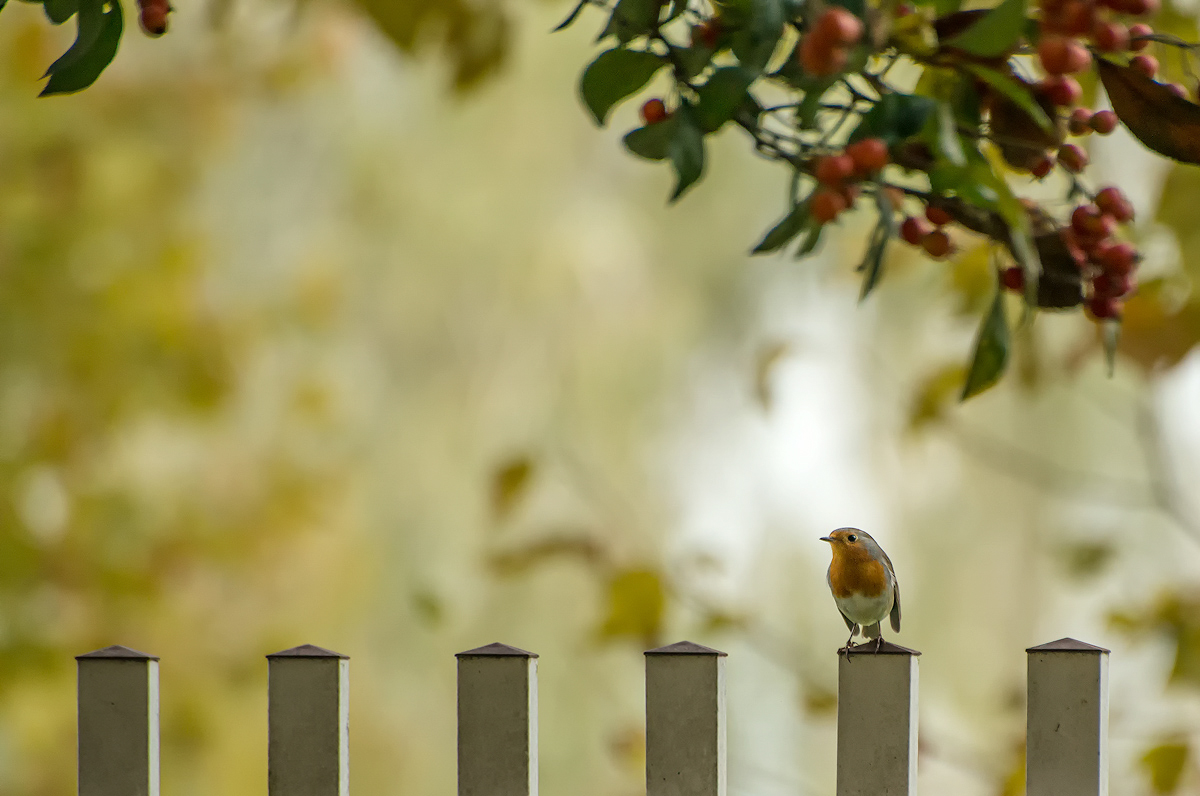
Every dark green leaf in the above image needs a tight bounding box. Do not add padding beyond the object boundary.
[753,199,810,253]
[859,193,895,300]
[41,0,122,96]
[794,219,823,257]
[579,48,666,126]
[623,117,677,160]
[967,64,1053,134]
[961,289,1010,400]
[44,0,78,24]
[600,0,663,42]
[668,105,705,201]
[943,0,1027,57]
[930,101,966,165]
[729,0,784,71]
[695,67,756,132]
[676,44,714,80]
[850,92,937,145]
[553,0,589,31]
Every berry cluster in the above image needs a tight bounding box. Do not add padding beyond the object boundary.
[809,138,890,222]
[799,7,863,77]
[899,205,955,259]
[1002,186,1139,319]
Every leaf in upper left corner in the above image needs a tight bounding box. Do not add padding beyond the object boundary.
[1097,57,1200,164]
[491,456,535,520]
[940,0,1027,57]
[961,289,1010,400]
[40,0,123,96]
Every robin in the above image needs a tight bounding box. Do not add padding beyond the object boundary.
[820,528,901,652]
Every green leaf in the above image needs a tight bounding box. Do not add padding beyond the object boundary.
[579,48,666,126]
[967,64,1053,134]
[961,289,1010,400]
[695,67,756,132]
[623,117,677,160]
[753,199,810,253]
[930,101,966,165]
[600,0,663,43]
[729,0,784,71]
[1142,743,1188,794]
[43,0,78,24]
[850,92,937,145]
[794,219,823,257]
[668,105,705,201]
[943,0,1027,57]
[553,0,589,31]
[859,193,895,300]
[676,43,714,80]
[41,0,122,96]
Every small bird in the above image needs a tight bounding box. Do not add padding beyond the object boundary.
[820,528,901,652]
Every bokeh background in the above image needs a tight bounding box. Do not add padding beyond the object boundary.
[2,0,1200,793]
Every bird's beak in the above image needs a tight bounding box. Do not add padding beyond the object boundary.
[819,536,833,543]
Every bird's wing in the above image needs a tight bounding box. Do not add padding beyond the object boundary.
[838,607,857,632]
[879,547,902,633]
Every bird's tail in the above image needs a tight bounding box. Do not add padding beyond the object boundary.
[861,622,882,639]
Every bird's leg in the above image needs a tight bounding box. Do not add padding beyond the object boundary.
[841,628,856,656]
[873,636,884,654]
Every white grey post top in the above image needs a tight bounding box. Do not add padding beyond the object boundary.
[836,642,920,796]
[644,640,728,796]
[77,645,161,796]
[267,644,350,796]
[456,643,539,796]
[1027,638,1110,796]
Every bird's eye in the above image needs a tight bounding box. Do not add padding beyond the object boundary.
[847,534,857,543]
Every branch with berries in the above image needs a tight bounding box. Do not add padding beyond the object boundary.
[6,0,173,97]
[561,0,1200,398]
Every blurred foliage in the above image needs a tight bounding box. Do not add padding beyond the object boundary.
[1112,592,1200,686]
[1143,741,1190,794]
[491,455,535,520]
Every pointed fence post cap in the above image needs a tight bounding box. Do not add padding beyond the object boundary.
[76,644,160,661]
[645,640,727,656]
[455,642,538,658]
[1026,637,1110,653]
[266,643,349,659]
[838,640,922,656]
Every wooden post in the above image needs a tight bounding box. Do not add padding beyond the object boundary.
[76,645,160,796]
[836,642,920,796]
[456,643,539,796]
[267,644,350,796]
[644,641,727,796]
[1026,638,1110,796]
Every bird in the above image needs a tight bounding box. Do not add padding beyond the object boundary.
[820,528,901,653]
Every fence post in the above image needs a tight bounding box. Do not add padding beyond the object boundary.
[76,645,160,796]
[1026,638,1110,796]
[644,640,727,796]
[266,644,350,796]
[456,642,539,796]
[836,642,920,796]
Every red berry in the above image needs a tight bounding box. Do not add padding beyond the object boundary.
[1131,54,1158,78]
[641,98,668,125]
[138,0,170,35]
[1124,0,1159,15]
[1092,271,1135,298]
[1039,36,1093,75]
[1129,23,1153,50]
[925,205,953,226]
[1068,108,1094,135]
[817,7,864,46]
[1095,186,1126,215]
[691,19,722,49]
[1092,21,1129,52]
[1060,0,1095,36]
[900,216,932,245]
[846,138,890,174]
[1072,204,1114,240]
[1061,229,1089,269]
[811,189,848,224]
[1058,143,1090,172]
[1041,75,1083,107]
[840,183,862,205]
[815,154,856,186]
[1087,296,1123,319]
[922,229,953,258]
[1031,155,1055,178]
[1090,109,1119,135]
[1098,241,1137,274]
[1002,266,1026,291]
[799,34,848,77]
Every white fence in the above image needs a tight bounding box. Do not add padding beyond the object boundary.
[74,637,1110,796]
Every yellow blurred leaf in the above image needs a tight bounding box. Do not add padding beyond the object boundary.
[753,341,790,410]
[947,244,993,316]
[608,725,646,773]
[598,568,665,647]
[1143,742,1189,794]
[491,456,534,521]
[803,686,838,716]
[909,364,967,430]
[1118,281,1200,372]
[996,745,1025,796]
[487,534,605,575]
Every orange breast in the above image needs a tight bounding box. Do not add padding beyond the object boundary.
[828,546,888,599]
